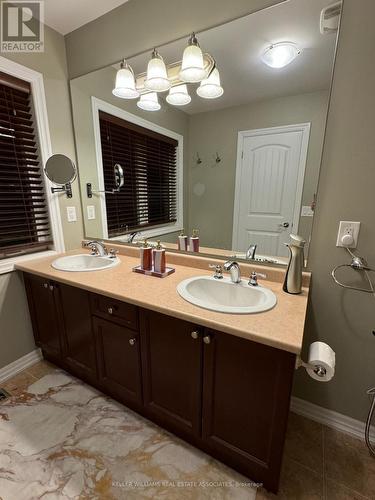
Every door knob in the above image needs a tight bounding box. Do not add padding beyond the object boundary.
[129,338,136,346]
[191,331,199,340]
[203,335,211,344]
[280,222,290,228]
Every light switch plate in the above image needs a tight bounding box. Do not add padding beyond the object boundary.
[66,206,77,223]
[87,205,96,220]
[301,205,314,217]
[336,221,360,248]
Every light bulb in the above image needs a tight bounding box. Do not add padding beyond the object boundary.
[261,42,301,68]
[144,49,171,92]
[196,67,224,99]
[166,84,191,106]
[137,92,161,111]
[179,33,206,83]
[112,60,139,99]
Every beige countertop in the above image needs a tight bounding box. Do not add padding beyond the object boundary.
[16,249,310,355]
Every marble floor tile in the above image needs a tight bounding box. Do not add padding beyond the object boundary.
[256,458,323,500]
[284,413,324,475]
[324,426,375,499]
[325,478,369,500]
[1,371,38,396]
[0,370,257,500]
[26,360,58,379]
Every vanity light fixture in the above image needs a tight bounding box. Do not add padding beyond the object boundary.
[144,49,171,92]
[166,84,191,106]
[261,42,301,69]
[137,92,161,111]
[179,33,207,83]
[197,67,224,99]
[112,59,139,99]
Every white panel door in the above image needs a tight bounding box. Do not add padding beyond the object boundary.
[233,125,310,257]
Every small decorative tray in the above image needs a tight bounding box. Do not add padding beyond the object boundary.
[132,266,175,278]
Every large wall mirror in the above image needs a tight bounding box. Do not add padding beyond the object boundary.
[70,0,340,267]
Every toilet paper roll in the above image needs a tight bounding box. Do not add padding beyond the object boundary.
[306,341,335,382]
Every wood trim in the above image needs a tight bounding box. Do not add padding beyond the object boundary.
[0,71,30,93]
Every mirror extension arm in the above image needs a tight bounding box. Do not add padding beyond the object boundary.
[87,163,124,198]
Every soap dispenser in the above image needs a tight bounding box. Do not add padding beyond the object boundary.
[140,239,152,271]
[283,234,306,294]
[190,229,200,253]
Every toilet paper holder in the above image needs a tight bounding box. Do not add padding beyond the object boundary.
[295,357,327,378]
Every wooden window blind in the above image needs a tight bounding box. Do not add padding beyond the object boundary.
[0,71,51,259]
[99,111,178,237]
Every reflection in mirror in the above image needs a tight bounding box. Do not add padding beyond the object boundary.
[70,0,340,267]
[44,154,77,198]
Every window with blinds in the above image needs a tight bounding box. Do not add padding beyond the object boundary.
[0,71,51,259]
[99,111,178,237]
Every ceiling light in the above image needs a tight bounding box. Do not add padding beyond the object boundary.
[179,33,207,83]
[144,49,171,92]
[112,60,139,99]
[166,84,191,106]
[196,67,224,99]
[261,42,301,68]
[137,92,161,111]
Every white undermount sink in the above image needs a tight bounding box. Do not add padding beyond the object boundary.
[52,254,120,272]
[177,276,277,314]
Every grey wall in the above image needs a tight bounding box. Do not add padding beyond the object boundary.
[293,0,375,422]
[188,91,329,250]
[0,25,82,369]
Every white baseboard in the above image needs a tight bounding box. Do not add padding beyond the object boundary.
[0,349,43,383]
[291,396,375,442]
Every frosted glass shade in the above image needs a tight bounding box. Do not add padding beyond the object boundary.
[166,84,191,106]
[112,63,139,99]
[179,44,206,83]
[144,51,171,92]
[196,68,224,99]
[261,42,301,68]
[137,92,161,111]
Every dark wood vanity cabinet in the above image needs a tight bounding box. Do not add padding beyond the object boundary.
[23,273,295,493]
[201,328,295,491]
[139,309,203,440]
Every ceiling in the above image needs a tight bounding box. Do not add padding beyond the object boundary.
[44,0,129,35]
[125,0,338,114]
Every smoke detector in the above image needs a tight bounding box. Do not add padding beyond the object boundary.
[320,1,342,34]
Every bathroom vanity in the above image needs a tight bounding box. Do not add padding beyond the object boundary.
[17,251,309,493]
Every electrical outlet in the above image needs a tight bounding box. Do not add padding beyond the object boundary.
[87,205,96,220]
[336,221,360,248]
[66,206,77,223]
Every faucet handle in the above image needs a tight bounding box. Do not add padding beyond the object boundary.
[248,271,267,286]
[109,248,119,259]
[209,264,223,279]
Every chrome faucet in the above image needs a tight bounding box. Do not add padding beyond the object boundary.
[246,244,257,260]
[86,240,108,256]
[126,232,140,243]
[223,261,241,283]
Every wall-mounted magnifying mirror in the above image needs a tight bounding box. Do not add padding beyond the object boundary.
[44,154,77,198]
[86,163,124,198]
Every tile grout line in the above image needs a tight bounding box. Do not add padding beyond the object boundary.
[322,425,326,500]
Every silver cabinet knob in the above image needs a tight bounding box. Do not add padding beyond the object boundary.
[107,307,113,314]
[191,331,199,340]
[203,335,211,344]
[129,338,136,346]
[43,283,48,288]
[49,284,54,291]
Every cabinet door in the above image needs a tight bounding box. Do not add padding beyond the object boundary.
[94,317,142,408]
[202,329,295,493]
[23,273,61,359]
[56,283,97,384]
[140,309,202,440]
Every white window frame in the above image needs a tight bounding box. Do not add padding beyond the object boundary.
[0,56,65,274]
[91,97,183,240]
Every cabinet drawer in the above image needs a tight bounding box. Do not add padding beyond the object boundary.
[90,294,138,330]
